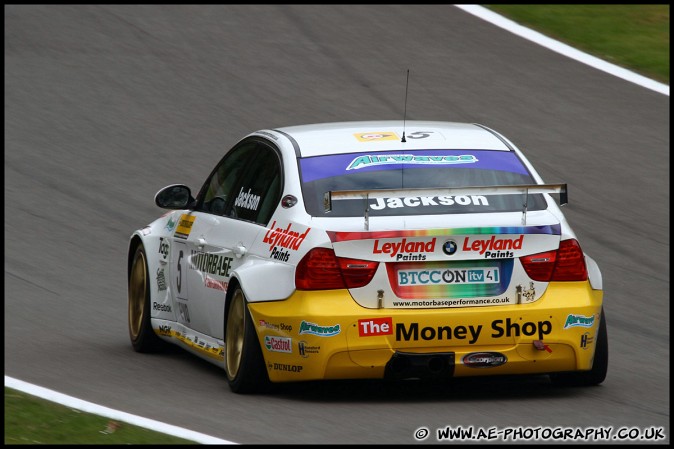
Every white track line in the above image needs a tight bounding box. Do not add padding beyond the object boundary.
[5,8,666,444]
[5,376,236,445]
[456,5,669,96]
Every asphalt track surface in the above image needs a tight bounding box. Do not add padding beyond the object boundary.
[5,5,669,445]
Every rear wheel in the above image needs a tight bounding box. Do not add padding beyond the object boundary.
[128,244,164,352]
[550,307,608,387]
[225,287,271,394]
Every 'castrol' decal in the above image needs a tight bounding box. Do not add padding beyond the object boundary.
[264,336,292,353]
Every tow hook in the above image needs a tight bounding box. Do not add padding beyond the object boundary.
[533,340,552,353]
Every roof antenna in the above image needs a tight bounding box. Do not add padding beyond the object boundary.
[401,69,409,143]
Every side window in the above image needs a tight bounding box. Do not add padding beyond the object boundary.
[198,139,282,225]
[231,145,282,225]
[201,142,256,216]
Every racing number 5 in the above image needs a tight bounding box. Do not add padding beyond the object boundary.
[407,131,433,139]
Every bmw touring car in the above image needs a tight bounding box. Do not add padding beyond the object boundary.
[127,121,608,393]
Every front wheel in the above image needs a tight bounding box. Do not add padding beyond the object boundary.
[225,287,271,394]
[128,244,164,352]
[550,307,608,387]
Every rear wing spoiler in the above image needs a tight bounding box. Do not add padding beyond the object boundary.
[323,183,567,230]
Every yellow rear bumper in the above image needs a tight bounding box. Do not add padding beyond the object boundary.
[248,282,603,382]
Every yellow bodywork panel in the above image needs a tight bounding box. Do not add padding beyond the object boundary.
[248,282,603,382]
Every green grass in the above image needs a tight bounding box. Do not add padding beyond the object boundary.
[4,388,198,444]
[5,5,669,446]
[486,5,669,84]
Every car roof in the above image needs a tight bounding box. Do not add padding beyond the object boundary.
[270,121,513,157]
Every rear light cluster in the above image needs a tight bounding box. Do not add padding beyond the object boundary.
[295,248,379,290]
[520,239,588,282]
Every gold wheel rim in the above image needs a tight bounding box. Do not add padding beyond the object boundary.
[225,289,245,380]
[128,249,147,341]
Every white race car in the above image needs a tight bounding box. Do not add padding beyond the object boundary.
[128,121,607,393]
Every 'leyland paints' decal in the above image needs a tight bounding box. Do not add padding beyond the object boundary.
[263,221,310,255]
[373,238,436,260]
[462,235,524,258]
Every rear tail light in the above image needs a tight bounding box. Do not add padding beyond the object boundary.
[520,239,588,282]
[295,247,379,290]
[338,257,380,288]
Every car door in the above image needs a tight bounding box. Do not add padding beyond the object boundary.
[182,138,283,339]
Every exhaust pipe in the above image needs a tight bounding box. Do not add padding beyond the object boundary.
[385,351,455,380]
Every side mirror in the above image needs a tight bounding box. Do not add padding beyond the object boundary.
[154,184,196,209]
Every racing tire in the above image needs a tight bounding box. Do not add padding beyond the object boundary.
[225,287,272,394]
[550,307,608,387]
[128,244,164,353]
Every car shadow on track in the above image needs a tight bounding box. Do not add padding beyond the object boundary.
[270,376,596,403]
[147,344,597,402]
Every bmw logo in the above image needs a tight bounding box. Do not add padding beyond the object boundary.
[442,240,457,256]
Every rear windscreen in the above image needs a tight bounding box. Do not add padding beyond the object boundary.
[299,150,546,217]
